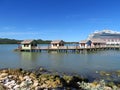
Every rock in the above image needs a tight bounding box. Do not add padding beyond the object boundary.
[32,80,39,88]
[100,71,106,76]
[20,81,27,87]
[0,73,8,78]
[116,70,120,76]
[10,80,16,84]
[63,75,73,84]
[8,75,13,78]
[35,86,40,90]
[0,77,6,81]
[19,76,32,88]
[13,85,20,89]
[16,80,21,84]
[1,70,8,73]
[0,84,6,90]
[96,71,98,73]
[39,67,46,72]
[21,70,26,75]
[4,80,16,89]
[89,83,97,88]
[29,73,37,80]
[92,81,98,86]
[8,68,23,76]
[23,76,33,85]
[99,71,111,76]
[39,74,50,81]
[27,80,33,85]
[19,75,24,81]
[107,82,115,88]
[0,68,120,89]
[26,72,30,75]
[40,83,48,88]
[104,86,112,90]
[63,75,88,88]
[4,82,9,86]
[23,76,30,80]
[117,84,120,88]
[38,74,63,88]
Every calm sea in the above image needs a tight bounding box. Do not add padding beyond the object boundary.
[0,44,120,78]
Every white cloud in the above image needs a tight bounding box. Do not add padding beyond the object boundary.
[0,32,43,35]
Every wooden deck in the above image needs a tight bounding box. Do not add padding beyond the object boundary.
[14,45,120,53]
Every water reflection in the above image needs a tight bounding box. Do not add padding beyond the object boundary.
[18,52,39,69]
[48,53,65,68]
[20,52,38,61]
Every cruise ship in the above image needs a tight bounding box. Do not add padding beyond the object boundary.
[88,30,120,45]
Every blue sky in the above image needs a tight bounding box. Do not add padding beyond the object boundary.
[0,0,120,41]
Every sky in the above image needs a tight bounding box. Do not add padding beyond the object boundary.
[0,0,120,41]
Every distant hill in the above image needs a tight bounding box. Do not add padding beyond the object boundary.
[0,38,21,44]
[0,38,78,44]
[35,39,51,44]
[0,38,51,44]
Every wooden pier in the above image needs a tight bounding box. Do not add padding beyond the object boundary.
[15,45,120,53]
[15,39,120,53]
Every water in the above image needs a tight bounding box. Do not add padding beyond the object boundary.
[0,44,120,77]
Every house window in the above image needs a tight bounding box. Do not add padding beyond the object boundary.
[53,44,57,46]
[31,44,37,46]
[59,43,64,46]
[24,44,29,47]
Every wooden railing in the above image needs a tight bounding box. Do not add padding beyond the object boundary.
[30,45,120,50]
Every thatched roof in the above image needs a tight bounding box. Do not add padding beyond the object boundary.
[51,40,64,44]
[21,40,34,44]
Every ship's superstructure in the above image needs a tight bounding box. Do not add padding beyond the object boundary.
[88,30,120,45]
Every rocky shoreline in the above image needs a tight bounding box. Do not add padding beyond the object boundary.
[0,68,120,90]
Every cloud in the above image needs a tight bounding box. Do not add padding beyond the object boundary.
[0,32,44,36]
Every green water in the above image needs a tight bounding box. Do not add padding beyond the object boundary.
[0,44,120,77]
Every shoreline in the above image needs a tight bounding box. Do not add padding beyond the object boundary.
[0,68,120,89]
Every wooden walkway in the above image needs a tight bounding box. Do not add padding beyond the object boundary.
[15,45,120,53]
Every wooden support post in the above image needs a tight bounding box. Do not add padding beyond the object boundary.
[48,46,50,53]
[66,46,68,53]
[57,47,59,53]
[75,46,78,53]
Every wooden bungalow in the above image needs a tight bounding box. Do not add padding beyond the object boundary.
[79,40,92,48]
[21,40,37,50]
[51,40,64,48]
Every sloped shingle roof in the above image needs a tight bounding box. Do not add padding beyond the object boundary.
[79,40,88,43]
[21,40,34,44]
[51,40,64,44]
